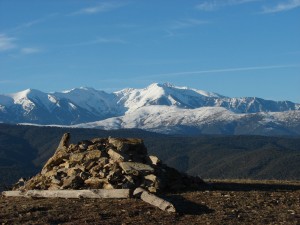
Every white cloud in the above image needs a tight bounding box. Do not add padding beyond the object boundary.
[15,18,44,31]
[171,19,210,29]
[144,64,300,78]
[20,47,41,54]
[262,0,300,13]
[196,1,219,11]
[71,2,126,15]
[0,34,16,51]
[196,0,260,11]
[0,34,42,55]
[7,13,59,34]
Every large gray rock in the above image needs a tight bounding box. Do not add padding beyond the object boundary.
[69,152,85,163]
[119,162,154,175]
[108,137,148,156]
[107,149,127,162]
[84,150,102,161]
[57,133,70,150]
[42,150,69,174]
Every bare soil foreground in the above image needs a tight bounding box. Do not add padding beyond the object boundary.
[1,180,300,225]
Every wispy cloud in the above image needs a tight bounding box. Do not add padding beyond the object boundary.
[20,47,42,55]
[196,0,260,11]
[0,34,43,56]
[69,37,127,47]
[0,34,17,52]
[143,64,300,78]
[13,18,44,31]
[7,13,59,34]
[164,18,211,38]
[70,2,127,15]
[262,0,300,13]
[171,19,211,30]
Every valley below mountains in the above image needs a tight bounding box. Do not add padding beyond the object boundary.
[1,124,300,188]
[1,83,300,136]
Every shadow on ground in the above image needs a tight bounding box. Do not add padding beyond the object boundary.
[165,195,214,215]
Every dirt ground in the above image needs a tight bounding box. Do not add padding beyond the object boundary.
[1,180,299,225]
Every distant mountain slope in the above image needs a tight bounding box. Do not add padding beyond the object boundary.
[0,88,121,125]
[0,124,300,187]
[1,83,299,135]
[74,106,300,136]
[115,83,299,113]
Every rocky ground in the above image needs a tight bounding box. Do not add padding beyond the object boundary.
[1,180,299,225]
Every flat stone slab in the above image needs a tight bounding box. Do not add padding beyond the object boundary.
[2,189,131,199]
[2,189,176,212]
[107,149,127,162]
[119,162,154,174]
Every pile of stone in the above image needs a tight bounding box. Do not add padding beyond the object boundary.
[14,133,203,193]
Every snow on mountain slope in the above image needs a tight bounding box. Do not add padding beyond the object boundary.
[73,106,300,136]
[0,88,120,124]
[73,106,238,129]
[0,83,299,136]
[115,83,224,113]
[54,87,121,117]
[213,97,298,113]
[115,83,299,114]
[7,89,58,112]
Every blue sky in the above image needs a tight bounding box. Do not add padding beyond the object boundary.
[0,0,299,102]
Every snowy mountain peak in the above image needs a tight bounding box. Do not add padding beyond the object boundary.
[5,88,55,112]
[114,83,233,113]
[0,84,299,135]
[162,82,175,87]
[145,82,223,98]
[8,88,40,100]
[62,87,97,94]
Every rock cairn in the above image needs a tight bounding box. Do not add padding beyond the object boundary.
[14,133,203,193]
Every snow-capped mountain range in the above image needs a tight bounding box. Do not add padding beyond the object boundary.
[1,83,300,135]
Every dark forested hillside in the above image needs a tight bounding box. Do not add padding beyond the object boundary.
[145,136,300,180]
[0,123,299,187]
